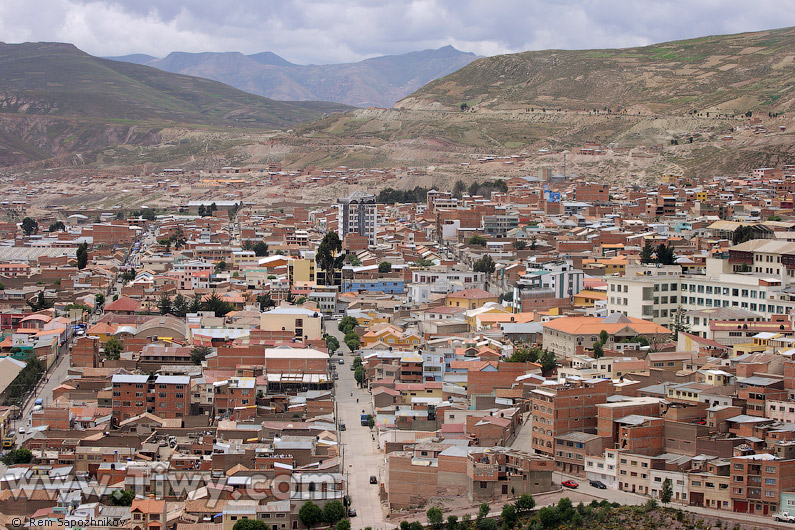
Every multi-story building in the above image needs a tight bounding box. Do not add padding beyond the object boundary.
[688,458,731,510]
[730,450,795,515]
[338,191,377,246]
[151,375,191,419]
[542,314,671,358]
[530,378,612,457]
[482,214,519,236]
[111,374,149,422]
[407,268,486,304]
[513,260,584,312]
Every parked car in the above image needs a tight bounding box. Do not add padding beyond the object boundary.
[338,358,344,364]
[561,480,579,489]
[339,423,346,431]
[348,508,357,517]
[589,480,607,489]
[774,511,795,523]
[370,475,378,484]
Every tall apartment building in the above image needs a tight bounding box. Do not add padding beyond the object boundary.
[607,258,795,328]
[730,446,795,515]
[338,191,377,246]
[513,260,584,312]
[111,373,191,421]
[529,378,612,457]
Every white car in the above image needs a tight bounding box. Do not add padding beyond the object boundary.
[774,512,795,523]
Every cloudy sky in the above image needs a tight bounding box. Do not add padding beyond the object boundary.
[1,0,793,64]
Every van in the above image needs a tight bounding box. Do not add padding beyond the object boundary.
[34,398,43,407]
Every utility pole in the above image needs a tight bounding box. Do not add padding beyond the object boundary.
[563,153,567,178]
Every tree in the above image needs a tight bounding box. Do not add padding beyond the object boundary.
[104,337,123,360]
[639,240,654,264]
[515,493,535,514]
[476,518,497,530]
[210,202,218,213]
[446,515,459,530]
[1,448,33,465]
[189,296,202,314]
[513,240,527,250]
[76,242,89,270]
[257,293,276,311]
[469,235,487,247]
[316,231,345,286]
[414,258,435,268]
[325,335,340,352]
[201,292,234,317]
[172,294,188,317]
[655,242,676,265]
[378,261,392,273]
[660,477,673,506]
[506,346,541,363]
[592,341,604,359]
[354,366,366,387]
[28,291,53,311]
[539,350,556,373]
[49,221,66,232]
[669,305,691,341]
[537,506,558,529]
[732,225,755,245]
[198,204,206,217]
[298,501,322,529]
[121,268,137,282]
[501,504,518,529]
[214,260,227,274]
[452,180,466,199]
[21,217,38,236]
[353,356,363,368]
[473,254,495,275]
[477,503,490,521]
[191,346,212,365]
[232,521,267,530]
[336,521,351,530]
[158,294,172,315]
[338,316,358,335]
[408,523,423,530]
[460,102,469,111]
[599,329,609,345]
[344,332,360,351]
[253,241,269,256]
[109,489,136,507]
[323,500,346,526]
[427,507,444,530]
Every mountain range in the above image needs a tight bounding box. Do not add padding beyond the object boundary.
[106,46,479,108]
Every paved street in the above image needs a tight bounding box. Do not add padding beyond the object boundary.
[327,319,393,530]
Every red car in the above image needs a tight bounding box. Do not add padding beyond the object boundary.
[561,480,579,489]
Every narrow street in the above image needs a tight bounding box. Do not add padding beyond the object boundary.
[326,319,393,530]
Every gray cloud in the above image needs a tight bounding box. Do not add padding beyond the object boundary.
[0,0,792,63]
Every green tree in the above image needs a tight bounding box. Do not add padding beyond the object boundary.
[1,448,33,465]
[316,231,345,286]
[49,221,66,232]
[214,260,227,274]
[298,501,323,529]
[414,258,434,268]
[191,346,212,365]
[28,291,54,311]
[336,521,351,530]
[344,332,360,351]
[104,337,123,360]
[452,180,466,199]
[201,292,234,316]
[769,215,783,222]
[338,316,358,335]
[21,217,38,236]
[354,366,366,387]
[660,477,673,506]
[198,204,206,217]
[352,356,363,368]
[476,519,497,530]
[539,350,556,373]
[378,261,392,273]
[325,335,340,352]
[349,255,362,266]
[446,515,459,530]
[232,520,267,530]
[599,329,609,345]
[210,202,218,213]
[323,500,346,526]
[477,503,490,521]
[257,293,276,311]
[95,293,105,307]
[76,242,89,270]
[506,346,541,363]
[515,493,535,514]
[592,342,604,359]
[469,235,487,247]
[121,268,137,282]
[158,294,173,315]
[669,305,691,341]
[513,240,527,250]
[655,243,676,265]
[732,225,755,245]
[109,489,135,507]
[537,506,558,529]
[473,254,495,275]
[500,504,518,529]
[427,507,444,530]
[408,523,423,530]
[639,239,654,264]
[172,294,188,317]
[189,296,202,314]
[253,241,269,256]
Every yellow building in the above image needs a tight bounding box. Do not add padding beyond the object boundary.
[466,303,511,331]
[572,289,607,307]
[731,333,779,357]
[361,324,422,348]
[445,288,499,310]
[288,258,316,288]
